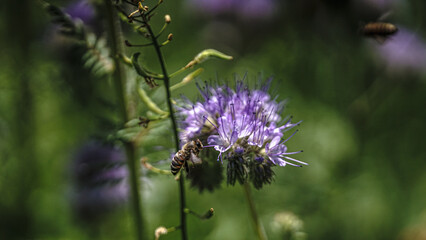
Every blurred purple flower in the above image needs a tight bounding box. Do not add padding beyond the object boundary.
[358,0,399,11]
[44,0,97,51]
[371,27,426,74]
[187,0,277,20]
[71,142,128,221]
[190,0,236,14]
[177,78,306,188]
[65,0,95,24]
[240,0,276,19]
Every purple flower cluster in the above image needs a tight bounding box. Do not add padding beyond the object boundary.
[178,79,306,169]
[71,142,128,222]
[186,0,277,20]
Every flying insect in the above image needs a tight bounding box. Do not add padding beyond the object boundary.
[361,22,398,43]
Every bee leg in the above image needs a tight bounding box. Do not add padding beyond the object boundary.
[174,168,182,181]
[184,160,190,173]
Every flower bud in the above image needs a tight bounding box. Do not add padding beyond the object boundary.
[226,148,248,186]
[185,49,233,69]
[155,226,168,240]
[249,160,274,189]
[164,14,171,23]
[167,33,173,41]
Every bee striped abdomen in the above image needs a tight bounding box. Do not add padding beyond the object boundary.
[362,22,398,36]
[171,152,186,175]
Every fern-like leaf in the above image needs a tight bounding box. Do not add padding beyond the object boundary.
[43,1,114,76]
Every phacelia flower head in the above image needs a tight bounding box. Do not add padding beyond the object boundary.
[178,77,306,189]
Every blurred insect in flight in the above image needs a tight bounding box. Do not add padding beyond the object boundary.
[360,12,398,43]
[361,22,398,43]
[171,139,203,175]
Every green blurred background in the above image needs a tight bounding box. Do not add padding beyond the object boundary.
[1,0,426,239]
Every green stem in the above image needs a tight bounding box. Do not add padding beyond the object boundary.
[156,22,169,38]
[104,1,146,240]
[143,15,188,240]
[243,182,268,240]
[169,67,187,78]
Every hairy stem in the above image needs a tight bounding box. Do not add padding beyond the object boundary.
[104,1,146,239]
[143,16,188,240]
[243,182,268,240]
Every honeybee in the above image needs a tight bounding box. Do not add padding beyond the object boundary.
[360,11,398,43]
[171,139,203,175]
[361,22,398,43]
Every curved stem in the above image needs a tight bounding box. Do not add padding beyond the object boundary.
[243,182,268,240]
[104,1,146,240]
[143,15,188,240]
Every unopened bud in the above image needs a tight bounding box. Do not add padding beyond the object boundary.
[185,49,233,69]
[203,208,214,219]
[249,160,274,189]
[155,226,168,240]
[165,14,171,23]
[227,153,248,186]
[195,49,233,63]
[167,33,173,41]
[182,68,204,84]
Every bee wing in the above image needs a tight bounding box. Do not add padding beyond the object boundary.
[189,152,202,165]
[378,11,393,21]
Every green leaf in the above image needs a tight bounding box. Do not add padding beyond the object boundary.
[83,33,114,76]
